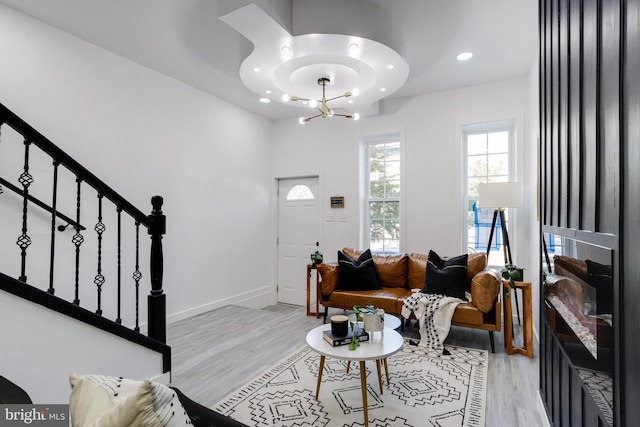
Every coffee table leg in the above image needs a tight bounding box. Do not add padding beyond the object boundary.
[375,359,383,394]
[383,358,390,384]
[359,361,369,427]
[315,355,325,399]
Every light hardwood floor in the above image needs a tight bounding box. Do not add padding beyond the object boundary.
[167,304,547,426]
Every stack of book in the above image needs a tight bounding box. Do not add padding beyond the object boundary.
[322,328,369,347]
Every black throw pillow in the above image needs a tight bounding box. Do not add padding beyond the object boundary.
[586,259,613,314]
[421,250,468,300]
[337,249,381,291]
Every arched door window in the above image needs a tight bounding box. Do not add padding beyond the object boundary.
[286,184,315,200]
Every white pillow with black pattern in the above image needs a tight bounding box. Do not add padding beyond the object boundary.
[69,373,191,427]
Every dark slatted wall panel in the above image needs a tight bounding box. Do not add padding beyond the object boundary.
[540,0,622,240]
[622,0,640,424]
[539,0,638,425]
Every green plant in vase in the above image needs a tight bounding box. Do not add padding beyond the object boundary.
[500,263,523,299]
[348,302,384,350]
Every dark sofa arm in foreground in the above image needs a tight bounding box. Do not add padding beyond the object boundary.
[171,387,249,427]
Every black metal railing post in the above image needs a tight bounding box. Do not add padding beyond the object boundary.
[147,195,166,343]
[17,139,33,282]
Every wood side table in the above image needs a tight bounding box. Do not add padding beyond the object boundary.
[503,280,533,358]
[306,264,323,318]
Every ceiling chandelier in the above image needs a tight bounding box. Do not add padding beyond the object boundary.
[282,77,360,124]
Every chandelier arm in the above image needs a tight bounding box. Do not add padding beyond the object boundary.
[308,113,323,119]
[325,95,347,102]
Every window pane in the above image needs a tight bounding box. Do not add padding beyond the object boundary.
[383,201,400,218]
[370,181,384,198]
[370,144,385,160]
[385,160,400,180]
[467,134,487,155]
[286,184,314,200]
[487,153,508,176]
[467,155,487,178]
[385,142,400,161]
[385,180,400,197]
[369,202,384,219]
[468,177,485,197]
[488,131,509,153]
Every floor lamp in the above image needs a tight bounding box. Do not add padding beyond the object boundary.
[477,182,524,323]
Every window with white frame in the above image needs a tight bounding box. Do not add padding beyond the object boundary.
[463,120,516,266]
[364,135,401,254]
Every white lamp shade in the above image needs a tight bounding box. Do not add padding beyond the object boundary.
[477,182,524,209]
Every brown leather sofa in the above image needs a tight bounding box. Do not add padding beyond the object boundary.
[317,248,503,352]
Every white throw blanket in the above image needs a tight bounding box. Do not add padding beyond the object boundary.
[401,292,463,351]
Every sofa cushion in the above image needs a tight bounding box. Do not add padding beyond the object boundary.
[471,270,501,313]
[422,250,468,300]
[371,253,408,288]
[69,374,191,427]
[337,249,381,291]
[326,288,409,314]
[408,253,428,289]
[451,302,485,326]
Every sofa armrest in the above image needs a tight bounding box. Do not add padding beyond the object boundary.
[470,269,502,313]
[171,387,249,427]
[317,263,339,296]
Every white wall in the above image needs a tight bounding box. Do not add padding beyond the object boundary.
[0,290,166,403]
[0,4,274,395]
[273,78,532,263]
[0,4,274,316]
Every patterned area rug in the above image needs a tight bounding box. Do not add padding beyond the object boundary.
[213,340,487,427]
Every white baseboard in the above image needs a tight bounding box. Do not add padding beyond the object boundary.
[166,286,273,326]
[150,371,171,385]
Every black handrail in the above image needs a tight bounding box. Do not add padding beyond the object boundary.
[0,103,149,226]
[0,175,85,230]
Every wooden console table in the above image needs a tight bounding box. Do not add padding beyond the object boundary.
[306,264,323,318]
[503,280,533,358]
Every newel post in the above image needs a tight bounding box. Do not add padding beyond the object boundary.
[148,195,166,343]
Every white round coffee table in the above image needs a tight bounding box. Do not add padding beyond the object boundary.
[305,324,404,427]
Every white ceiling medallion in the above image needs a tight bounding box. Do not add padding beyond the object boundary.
[219,3,409,120]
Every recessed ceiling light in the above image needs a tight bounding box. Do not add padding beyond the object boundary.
[259,97,270,103]
[380,88,387,92]
[456,52,473,61]
[281,46,291,53]
[252,67,260,72]
[265,90,272,94]
[348,100,354,104]
[387,64,395,69]
[349,43,359,50]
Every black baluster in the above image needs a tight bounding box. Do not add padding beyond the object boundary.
[132,222,142,333]
[48,161,59,295]
[148,196,166,343]
[17,139,33,283]
[94,194,106,315]
[72,177,84,305]
[116,207,122,324]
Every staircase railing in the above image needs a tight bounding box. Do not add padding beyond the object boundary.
[0,102,168,356]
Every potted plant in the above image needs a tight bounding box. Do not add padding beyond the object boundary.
[354,303,385,334]
[310,242,323,265]
[500,263,524,299]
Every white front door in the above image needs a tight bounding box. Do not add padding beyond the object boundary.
[277,177,319,305]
